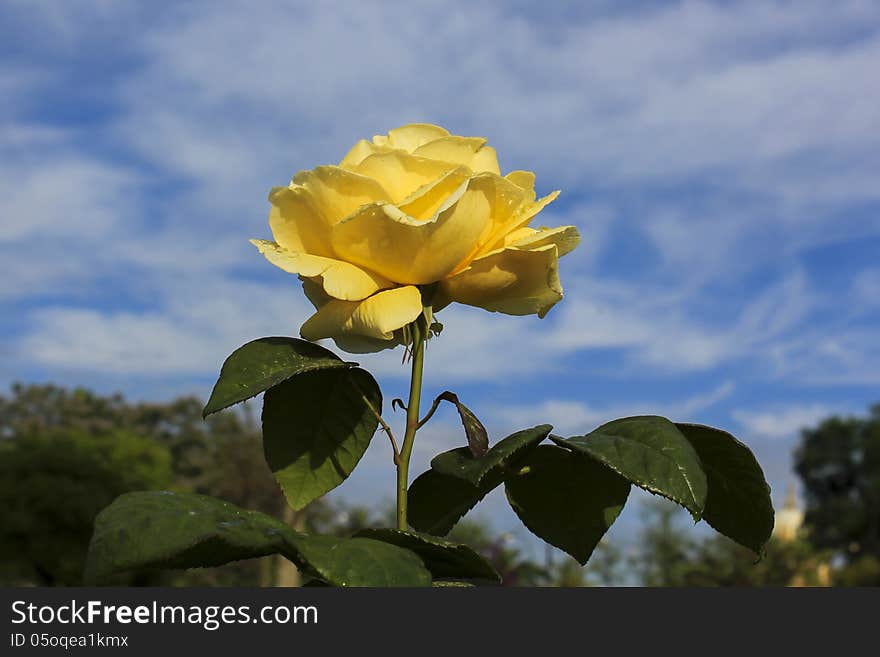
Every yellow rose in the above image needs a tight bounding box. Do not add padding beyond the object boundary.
[252,123,579,352]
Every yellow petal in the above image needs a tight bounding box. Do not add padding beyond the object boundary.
[372,123,450,152]
[268,186,332,256]
[250,239,392,301]
[445,173,529,269]
[331,333,405,354]
[301,275,404,354]
[300,276,331,308]
[397,166,471,220]
[440,243,563,318]
[470,145,500,175]
[293,166,389,224]
[300,285,423,341]
[503,225,580,257]
[332,173,510,285]
[477,189,560,256]
[505,170,536,200]
[413,136,501,175]
[518,190,560,227]
[351,150,457,203]
[338,139,394,169]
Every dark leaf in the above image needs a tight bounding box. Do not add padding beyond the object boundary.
[203,337,353,417]
[552,416,707,520]
[355,528,500,582]
[504,446,630,564]
[434,391,489,457]
[292,535,431,587]
[408,470,501,536]
[430,425,552,485]
[676,423,774,554]
[262,368,381,510]
[85,491,431,586]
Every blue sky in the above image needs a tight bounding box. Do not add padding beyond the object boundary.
[2,1,879,550]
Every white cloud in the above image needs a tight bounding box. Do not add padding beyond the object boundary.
[3,0,878,392]
[0,156,135,242]
[100,0,880,206]
[20,279,314,375]
[732,403,836,439]
[489,380,736,436]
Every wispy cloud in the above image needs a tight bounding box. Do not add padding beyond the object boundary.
[2,0,877,393]
[733,403,837,440]
[488,380,736,436]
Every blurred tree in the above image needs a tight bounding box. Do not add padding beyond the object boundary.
[794,403,880,585]
[630,500,697,587]
[628,499,831,587]
[0,383,288,586]
[0,429,171,585]
[448,519,549,586]
[582,540,625,586]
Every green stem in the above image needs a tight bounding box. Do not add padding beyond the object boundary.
[396,319,426,530]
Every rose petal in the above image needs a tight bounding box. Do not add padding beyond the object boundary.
[397,166,471,220]
[503,225,580,257]
[470,145,500,175]
[339,139,395,169]
[505,170,537,200]
[413,136,501,175]
[372,123,450,152]
[477,189,560,256]
[440,243,563,318]
[300,285,423,341]
[250,239,392,301]
[351,150,458,203]
[293,166,389,224]
[268,186,332,256]
[332,173,517,285]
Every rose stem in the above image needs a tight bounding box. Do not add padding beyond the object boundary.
[396,317,426,530]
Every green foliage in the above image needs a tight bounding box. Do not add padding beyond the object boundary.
[203,337,353,417]
[429,391,489,457]
[85,491,296,584]
[504,445,630,564]
[0,429,171,585]
[262,367,381,510]
[355,528,500,582]
[430,425,552,485]
[407,470,497,536]
[292,535,431,587]
[552,416,708,520]
[7,325,777,587]
[86,492,431,587]
[408,425,553,536]
[0,384,290,586]
[795,407,880,557]
[795,403,880,585]
[629,500,827,587]
[676,423,773,554]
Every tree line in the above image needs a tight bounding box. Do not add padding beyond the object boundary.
[1,383,877,586]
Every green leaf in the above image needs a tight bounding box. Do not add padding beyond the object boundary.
[676,423,774,554]
[355,528,500,582]
[408,470,500,536]
[203,337,353,417]
[432,391,490,457]
[409,426,552,536]
[292,535,431,587]
[504,446,630,565]
[85,491,431,587]
[552,416,707,520]
[262,367,381,510]
[430,424,553,486]
[85,491,295,584]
